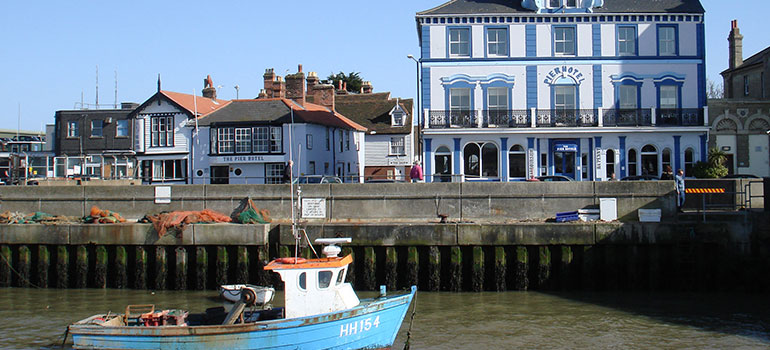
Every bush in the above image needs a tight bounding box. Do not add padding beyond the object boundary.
[692,161,728,178]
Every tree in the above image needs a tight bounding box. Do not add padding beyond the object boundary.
[693,148,728,178]
[707,79,724,99]
[327,72,364,93]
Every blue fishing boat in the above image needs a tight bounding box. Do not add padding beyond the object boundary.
[67,238,417,349]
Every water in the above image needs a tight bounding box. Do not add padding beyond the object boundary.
[1,288,768,349]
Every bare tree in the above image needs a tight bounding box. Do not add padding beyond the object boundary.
[707,79,724,99]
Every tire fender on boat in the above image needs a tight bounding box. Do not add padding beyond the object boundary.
[276,257,307,264]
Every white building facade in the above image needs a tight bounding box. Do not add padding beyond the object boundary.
[416,0,708,181]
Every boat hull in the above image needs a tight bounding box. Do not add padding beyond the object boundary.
[70,286,416,350]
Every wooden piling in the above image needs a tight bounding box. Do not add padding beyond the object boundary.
[75,245,88,288]
[256,246,270,286]
[94,245,108,289]
[449,246,462,292]
[471,246,484,292]
[135,246,147,289]
[37,245,50,288]
[559,246,573,290]
[604,245,619,290]
[114,246,128,289]
[494,246,506,291]
[536,246,551,289]
[513,246,528,291]
[0,245,11,287]
[18,245,31,288]
[405,246,419,288]
[195,247,207,290]
[216,246,228,286]
[581,245,597,290]
[235,246,249,284]
[362,247,376,291]
[155,246,167,290]
[384,247,397,291]
[175,247,187,290]
[56,246,68,288]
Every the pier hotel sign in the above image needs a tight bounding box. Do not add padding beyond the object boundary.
[216,155,284,164]
[544,66,585,85]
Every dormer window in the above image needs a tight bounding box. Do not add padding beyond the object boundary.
[392,111,405,126]
[548,0,577,8]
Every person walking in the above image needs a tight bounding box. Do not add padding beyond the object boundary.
[675,168,685,212]
[660,165,674,180]
[282,160,293,184]
[410,160,424,183]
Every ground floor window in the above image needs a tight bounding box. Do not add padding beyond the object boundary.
[628,149,638,176]
[434,146,452,182]
[606,149,615,179]
[684,148,694,175]
[141,159,187,181]
[581,153,588,180]
[266,163,284,184]
[662,149,672,173]
[509,145,525,178]
[641,144,658,176]
[463,142,498,179]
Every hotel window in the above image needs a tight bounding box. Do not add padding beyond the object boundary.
[641,144,658,176]
[91,120,103,137]
[486,28,508,57]
[659,85,678,109]
[116,120,129,137]
[658,25,677,56]
[392,111,404,126]
[554,85,576,111]
[253,127,269,153]
[151,116,174,147]
[744,76,750,96]
[487,87,509,111]
[217,128,234,153]
[628,148,638,176]
[662,149,672,172]
[270,127,282,153]
[684,148,694,175]
[449,28,470,57]
[463,142,498,179]
[606,149,615,179]
[67,121,79,137]
[390,136,405,156]
[548,0,559,7]
[508,145,526,178]
[565,0,576,6]
[306,134,313,150]
[617,26,636,56]
[143,159,186,181]
[554,27,575,56]
[450,88,471,113]
[345,131,350,151]
[235,128,251,153]
[265,163,284,184]
[619,85,638,109]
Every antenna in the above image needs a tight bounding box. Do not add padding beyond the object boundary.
[17,103,20,139]
[114,69,118,109]
[95,65,99,109]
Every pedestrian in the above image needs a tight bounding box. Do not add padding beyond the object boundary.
[660,165,674,180]
[608,172,617,181]
[675,168,685,212]
[410,160,424,183]
[282,160,293,184]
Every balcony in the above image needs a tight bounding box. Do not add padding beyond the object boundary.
[424,108,706,129]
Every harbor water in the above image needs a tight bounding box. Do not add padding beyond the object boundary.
[2,288,768,349]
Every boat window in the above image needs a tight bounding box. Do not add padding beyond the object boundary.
[336,268,346,285]
[318,270,333,289]
[299,272,306,290]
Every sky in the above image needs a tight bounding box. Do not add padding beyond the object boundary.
[1,0,767,132]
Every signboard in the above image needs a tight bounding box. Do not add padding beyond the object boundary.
[594,147,603,179]
[544,66,585,85]
[387,157,411,166]
[527,149,537,179]
[301,198,326,219]
[554,142,577,152]
[215,155,284,164]
[155,186,171,204]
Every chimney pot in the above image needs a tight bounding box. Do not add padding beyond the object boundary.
[298,64,303,73]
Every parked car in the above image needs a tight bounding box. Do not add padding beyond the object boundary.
[620,175,660,181]
[535,175,573,182]
[723,174,760,179]
[292,175,342,184]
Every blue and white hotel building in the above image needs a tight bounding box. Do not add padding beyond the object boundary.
[415,0,708,181]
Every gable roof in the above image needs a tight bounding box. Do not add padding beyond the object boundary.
[417,0,705,16]
[128,90,229,119]
[198,98,366,131]
[335,93,414,135]
[721,46,770,75]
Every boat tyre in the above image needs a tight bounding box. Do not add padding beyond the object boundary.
[276,257,307,264]
[241,288,258,306]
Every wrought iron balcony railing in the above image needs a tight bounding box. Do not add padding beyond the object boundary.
[482,109,530,128]
[535,109,598,127]
[602,109,653,127]
[428,110,478,128]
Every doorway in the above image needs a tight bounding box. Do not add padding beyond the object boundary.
[553,141,577,179]
[210,166,229,184]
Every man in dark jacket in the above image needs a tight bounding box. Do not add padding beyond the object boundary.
[282,160,293,184]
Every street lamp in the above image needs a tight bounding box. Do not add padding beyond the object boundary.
[407,54,422,163]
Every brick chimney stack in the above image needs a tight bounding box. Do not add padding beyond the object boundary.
[285,64,306,105]
[728,19,744,70]
[202,75,217,99]
[312,83,335,111]
[362,81,373,94]
[306,72,319,93]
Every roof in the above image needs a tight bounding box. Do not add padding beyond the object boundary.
[198,98,366,131]
[335,93,414,135]
[721,46,770,75]
[417,0,705,16]
[264,254,353,270]
[129,90,229,119]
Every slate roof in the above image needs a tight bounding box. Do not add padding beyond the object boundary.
[198,98,366,131]
[335,93,414,135]
[417,0,705,15]
[721,46,770,75]
[128,90,229,119]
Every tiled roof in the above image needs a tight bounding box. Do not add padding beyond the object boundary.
[335,93,414,135]
[417,0,704,15]
[160,90,229,117]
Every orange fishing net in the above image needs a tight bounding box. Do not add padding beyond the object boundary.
[146,209,232,237]
[85,206,127,224]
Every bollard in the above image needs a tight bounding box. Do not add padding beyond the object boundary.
[449,246,462,292]
[155,246,167,290]
[471,246,484,292]
[342,247,355,286]
[405,246,419,288]
[581,246,597,290]
[216,246,228,287]
[362,247,376,291]
[135,246,147,290]
[175,247,187,290]
[56,246,68,288]
[427,246,441,292]
[559,246,573,290]
[494,246,506,291]
[537,246,551,290]
[37,245,50,288]
[195,247,208,290]
[75,246,88,288]
[115,246,128,289]
[236,246,249,284]
[18,245,31,288]
[513,246,528,291]
[256,246,270,286]
[384,247,397,291]
[0,245,11,287]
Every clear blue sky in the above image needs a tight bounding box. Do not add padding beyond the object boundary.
[1,0,767,132]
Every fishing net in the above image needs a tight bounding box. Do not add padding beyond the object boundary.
[83,206,127,224]
[145,209,232,237]
[0,211,73,224]
[236,198,272,224]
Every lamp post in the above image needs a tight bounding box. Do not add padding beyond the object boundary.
[407,54,422,163]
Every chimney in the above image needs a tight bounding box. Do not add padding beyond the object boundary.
[263,68,276,98]
[362,81,373,94]
[312,83,335,111]
[202,75,217,99]
[728,19,744,70]
[273,76,286,98]
[306,72,319,93]
[285,64,306,105]
[258,89,267,99]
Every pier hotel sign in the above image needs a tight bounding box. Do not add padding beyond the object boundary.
[544,66,585,85]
